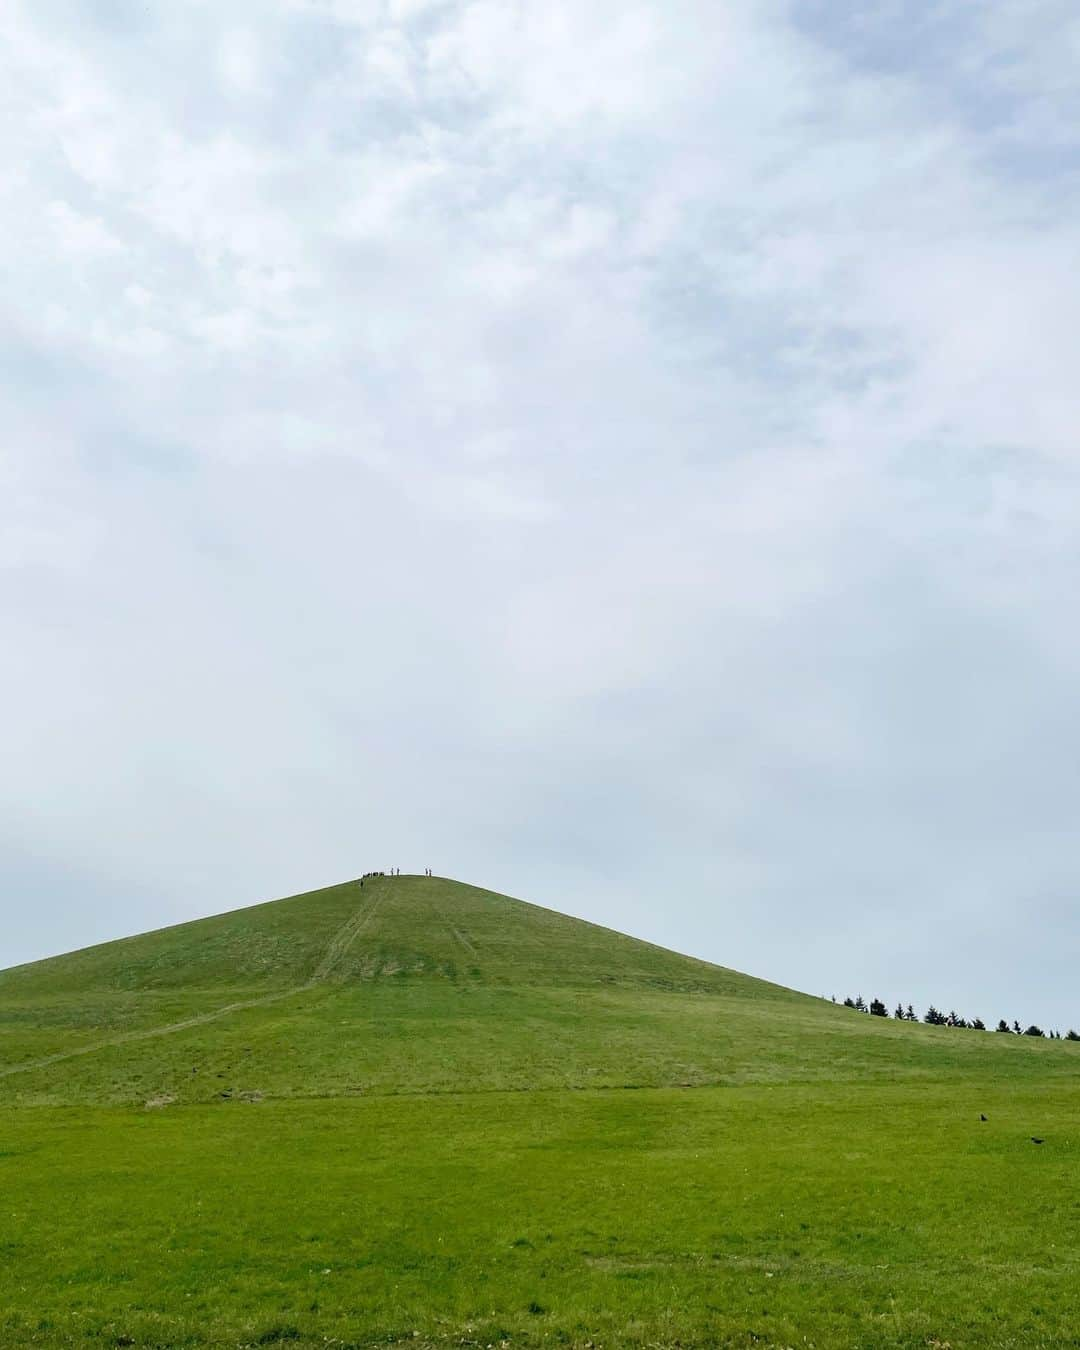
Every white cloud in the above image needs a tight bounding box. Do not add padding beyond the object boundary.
[217,28,265,94]
[3,0,1080,1026]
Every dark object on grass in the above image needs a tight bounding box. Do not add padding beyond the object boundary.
[1031,1137,1044,1144]
[980,1114,987,1121]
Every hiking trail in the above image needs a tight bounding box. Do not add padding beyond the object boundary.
[0,888,382,1081]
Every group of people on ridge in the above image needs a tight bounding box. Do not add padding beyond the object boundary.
[358,867,434,887]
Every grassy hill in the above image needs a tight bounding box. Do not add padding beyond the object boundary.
[3,872,1073,1106]
[2,874,1079,1348]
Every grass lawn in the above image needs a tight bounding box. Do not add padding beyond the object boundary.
[4,1084,1080,1348]
[2,876,1078,1347]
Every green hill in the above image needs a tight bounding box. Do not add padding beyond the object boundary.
[0,873,801,1105]
[3,874,1080,1349]
[0,871,768,1000]
[3,872,1071,1107]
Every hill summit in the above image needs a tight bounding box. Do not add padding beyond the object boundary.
[0,872,763,999]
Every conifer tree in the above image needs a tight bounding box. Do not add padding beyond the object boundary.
[1013,1020,1022,1034]
[970,1017,986,1030]
[996,1019,1011,1033]
[906,1004,917,1021]
[1067,1030,1080,1041]
[1023,1025,1044,1037]
[854,995,867,1012]
[924,1006,946,1025]
[893,1003,905,1020]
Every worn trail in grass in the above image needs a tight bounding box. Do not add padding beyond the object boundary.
[0,891,384,1082]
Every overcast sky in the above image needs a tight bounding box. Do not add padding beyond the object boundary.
[4,0,1080,1027]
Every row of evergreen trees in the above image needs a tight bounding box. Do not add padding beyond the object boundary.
[835,995,1080,1041]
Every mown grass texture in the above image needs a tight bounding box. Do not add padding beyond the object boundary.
[2,874,1078,1348]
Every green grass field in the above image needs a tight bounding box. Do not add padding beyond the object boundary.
[2,874,1078,1347]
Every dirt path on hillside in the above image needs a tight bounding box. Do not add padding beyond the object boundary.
[309,892,381,981]
[448,925,478,957]
[0,888,382,1081]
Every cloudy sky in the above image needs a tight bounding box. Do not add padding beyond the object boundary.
[4,0,1080,1027]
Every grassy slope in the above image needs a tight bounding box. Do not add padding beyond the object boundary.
[2,872,1074,1105]
[2,874,1079,1348]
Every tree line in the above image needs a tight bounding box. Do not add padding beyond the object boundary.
[834,995,1080,1041]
